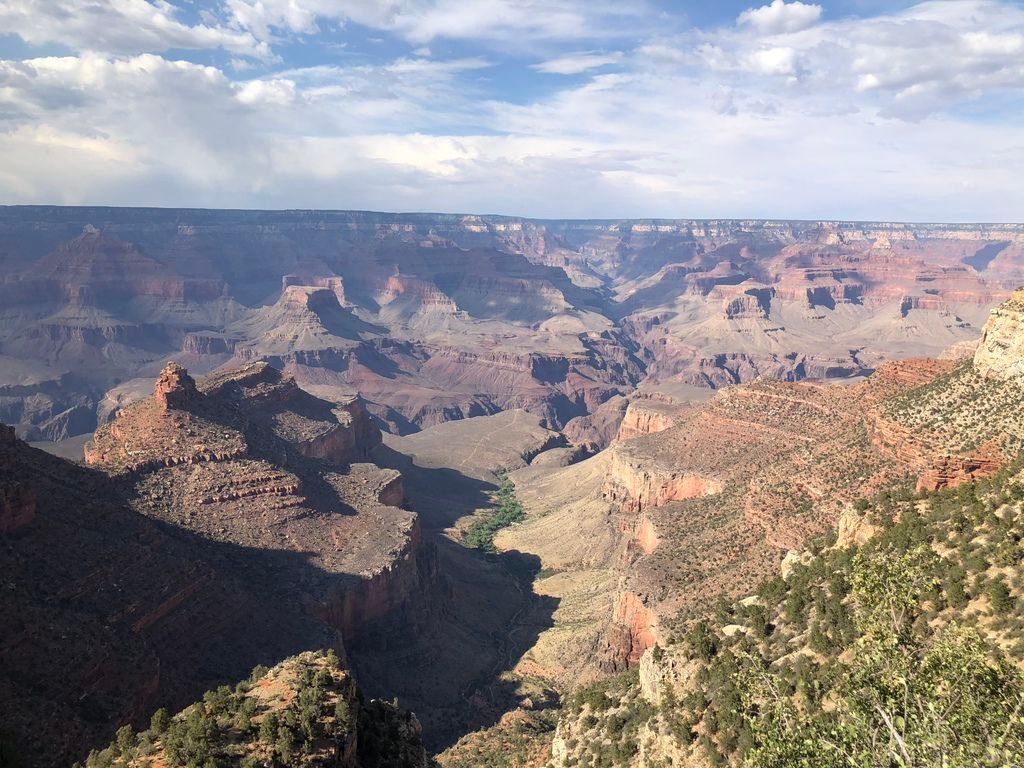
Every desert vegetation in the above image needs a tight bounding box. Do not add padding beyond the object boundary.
[549,456,1024,767]
[464,473,526,551]
[80,650,428,768]
[885,359,1024,453]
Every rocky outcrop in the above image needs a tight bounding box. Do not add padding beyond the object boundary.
[638,644,698,706]
[723,287,773,319]
[283,273,347,304]
[320,513,438,647]
[615,399,678,441]
[85,362,384,472]
[602,444,723,514]
[633,511,659,556]
[374,470,405,507]
[835,506,880,549]
[291,398,382,465]
[181,331,238,355]
[153,361,199,410]
[563,395,629,450]
[91,651,432,768]
[599,591,658,671]
[916,454,1003,493]
[974,287,1024,379]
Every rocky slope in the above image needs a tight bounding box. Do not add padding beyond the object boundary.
[497,290,1024,702]
[84,361,432,648]
[2,208,1022,446]
[545,455,1024,767]
[1,422,335,767]
[85,651,432,768]
[973,285,1024,379]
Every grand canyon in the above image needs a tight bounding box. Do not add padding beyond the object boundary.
[4,205,1024,767]
[9,0,1024,762]
[3,207,1023,446]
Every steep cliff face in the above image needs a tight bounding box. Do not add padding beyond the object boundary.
[0,424,37,532]
[320,512,439,647]
[615,400,679,441]
[974,287,1024,379]
[599,591,660,670]
[602,442,723,514]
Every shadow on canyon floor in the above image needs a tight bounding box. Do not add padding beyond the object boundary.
[348,538,559,751]
[372,442,498,529]
[357,443,560,750]
[4,438,560,763]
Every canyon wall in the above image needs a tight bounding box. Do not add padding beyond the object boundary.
[513,291,1024,680]
[2,359,453,767]
[974,287,1024,380]
[2,207,1022,444]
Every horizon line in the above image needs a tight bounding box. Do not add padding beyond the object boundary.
[0,204,1022,228]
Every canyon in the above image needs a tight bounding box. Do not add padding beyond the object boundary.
[0,360,550,766]
[2,208,1023,450]
[4,207,1024,767]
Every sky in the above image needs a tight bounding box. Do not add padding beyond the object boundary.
[0,0,1022,221]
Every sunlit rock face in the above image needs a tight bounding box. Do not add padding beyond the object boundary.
[974,287,1024,380]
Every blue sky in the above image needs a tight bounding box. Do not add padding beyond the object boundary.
[0,0,1022,221]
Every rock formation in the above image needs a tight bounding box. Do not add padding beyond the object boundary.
[88,651,432,768]
[1,207,1022,443]
[1,362,446,767]
[974,286,1024,379]
[153,361,198,410]
[500,288,1024,681]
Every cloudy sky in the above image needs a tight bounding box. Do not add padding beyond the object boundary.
[0,0,1022,220]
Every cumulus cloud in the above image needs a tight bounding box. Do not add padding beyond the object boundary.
[662,0,1024,118]
[0,0,272,59]
[0,0,1022,220]
[737,0,822,35]
[744,46,803,77]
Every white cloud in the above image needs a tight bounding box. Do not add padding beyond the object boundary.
[0,0,272,59]
[0,1,1022,221]
[532,52,623,75]
[235,77,297,105]
[223,0,651,45]
[656,0,1024,119]
[737,0,822,35]
[745,46,802,77]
